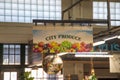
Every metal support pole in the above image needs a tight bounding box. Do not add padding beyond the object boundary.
[107,0,111,30]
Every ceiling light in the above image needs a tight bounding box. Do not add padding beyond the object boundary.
[93,41,105,46]
[57,52,68,56]
[104,36,118,41]
[75,52,113,58]
[118,35,120,39]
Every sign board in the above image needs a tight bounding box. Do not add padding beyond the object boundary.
[110,54,120,73]
[31,26,93,66]
[33,26,93,53]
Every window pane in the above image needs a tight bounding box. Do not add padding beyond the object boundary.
[25,56,28,64]
[50,12,55,17]
[32,11,37,17]
[56,12,61,18]
[3,55,9,64]
[38,0,43,4]
[15,45,20,54]
[32,0,37,4]
[56,0,61,6]
[110,2,115,8]
[5,10,11,15]
[56,6,61,11]
[116,15,120,19]
[18,0,24,3]
[5,3,12,9]
[12,16,18,22]
[38,5,43,11]
[12,0,18,3]
[44,0,49,5]
[25,17,31,23]
[5,0,11,3]
[10,45,14,54]
[44,12,49,18]
[25,11,31,17]
[50,0,55,5]
[19,11,24,16]
[0,16,4,21]
[19,17,25,22]
[4,72,10,80]
[32,5,37,11]
[11,72,17,80]
[9,55,14,64]
[25,0,30,4]
[38,12,43,17]
[15,55,20,64]
[50,6,55,11]
[12,4,18,10]
[3,45,8,54]
[0,3,4,8]
[12,10,18,16]
[5,16,12,22]
[19,4,24,10]
[25,5,31,10]
[44,6,49,11]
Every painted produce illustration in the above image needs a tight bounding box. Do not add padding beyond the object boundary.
[33,40,93,54]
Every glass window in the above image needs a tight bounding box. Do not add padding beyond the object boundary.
[31,5,37,11]
[38,0,43,5]
[38,12,43,17]
[93,1,120,26]
[56,0,61,6]
[19,4,24,10]
[15,55,20,64]
[0,0,4,2]
[0,9,4,15]
[50,12,55,17]
[18,0,24,4]
[44,12,49,18]
[12,16,18,22]
[3,55,9,64]
[44,0,49,5]
[56,12,61,17]
[50,0,56,5]
[12,10,18,16]
[5,10,11,15]
[25,17,31,23]
[9,55,14,64]
[19,17,25,22]
[25,45,28,64]
[5,0,11,3]
[0,16,4,21]
[31,11,37,17]
[0,3,4,8]
[56,6,61,11]
[19,11,24,16]
[38,5,43,11]
[0,0,61,23]
[44,6,49,11]
[4,72,17,80]
[25,11,31,17]
[25,0,30,4]
[12,4,18,10]
[3,44,21,65]
[5,16,11,22]
[4,72,10,80]
[25,5,31,10]
[31,0,37,4]
[12,0,18,3]
[5,3,12,9]
[50,6,55,11]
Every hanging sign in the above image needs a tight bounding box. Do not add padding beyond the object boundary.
[110,54,120,73]
[33,26,93,54]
